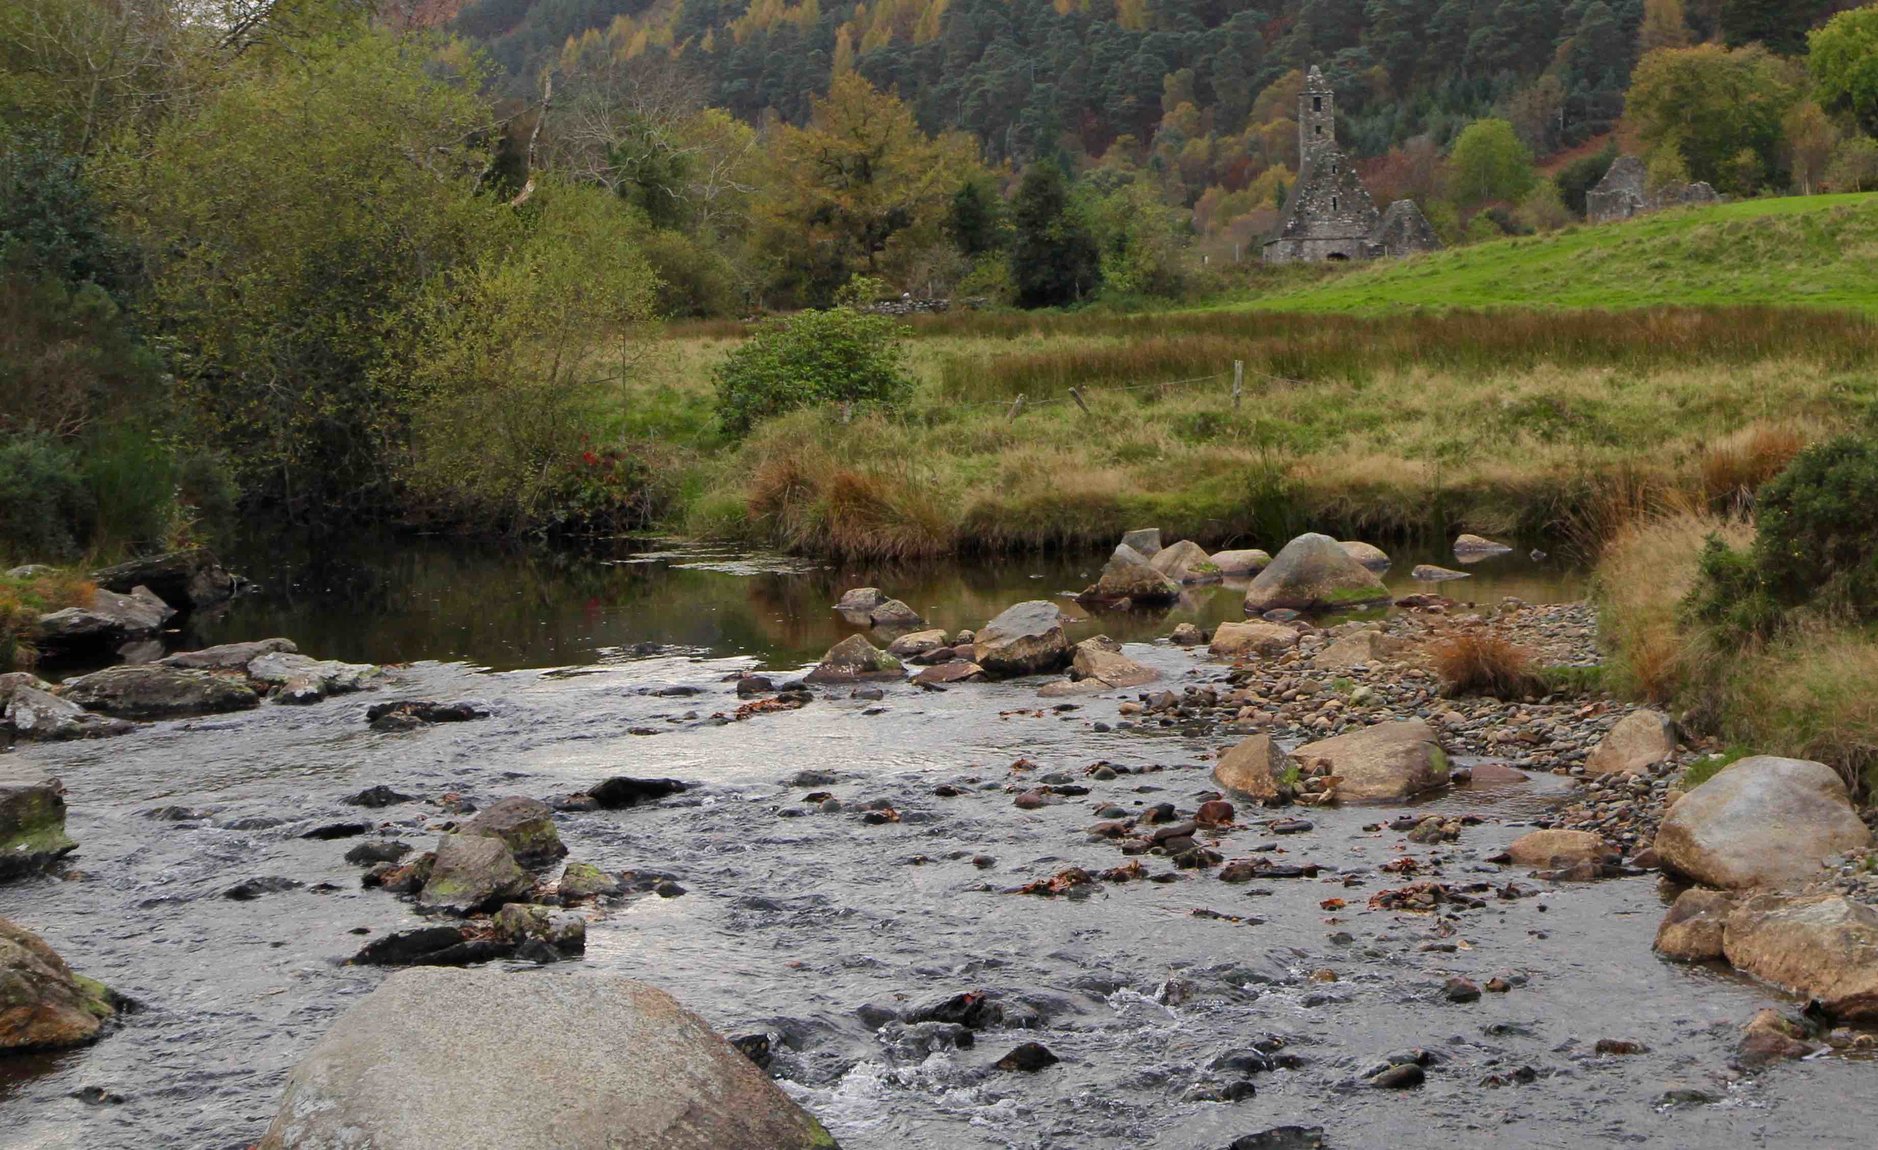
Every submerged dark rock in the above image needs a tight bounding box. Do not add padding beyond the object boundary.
[342,785,414,809]
[590,776,688,809]
[365,700,489,732]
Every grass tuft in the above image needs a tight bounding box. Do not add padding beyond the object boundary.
[1427,631,1547,700]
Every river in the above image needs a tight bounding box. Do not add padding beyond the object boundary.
[2,538,1872,1149]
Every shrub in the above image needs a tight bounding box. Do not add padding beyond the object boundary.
[713,308,913,438]
[1682,535,1781,640]
[539,442,677,538]
[1427,631,1547,700]
[1750,437,1878,615]
[0,434,94,562]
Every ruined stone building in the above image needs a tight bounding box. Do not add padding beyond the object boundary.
[1586,155,1721,224]
[1263,67,1443,264]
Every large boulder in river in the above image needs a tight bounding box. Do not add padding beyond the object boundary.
[1338,541,1391,571]
[803,635,902,684]
[256,968,840,1150]
[91,547,234,609]
[161,638,298,671]
[461,797,566,869]
[833,587,884,614]
[416,834,534,914]
[246,651,380,704]
[0,769,76,879]
[1242,534,1390,613]
[0,917,118,1050]
[868,599,924,628]
[1723,893,1878,1020]
[35,585,174,654]
[1453,533,1513,562]
[1040,638,1157,696]
[1292,720,1449,802]
[1208,621,1299,659]
[1212,734,1293,804]
[1149,540,1220,584]
[1584,709,1676,776]
[59,664,259,720]
[0,673,128,740]
[971,601,1071,679]
[1077,545,1181,606]
[1120,528,1162,557]
[1209,549,1271,577]
[1655,756,1870,889]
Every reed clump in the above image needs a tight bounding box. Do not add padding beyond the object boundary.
[1427,632,1548,700]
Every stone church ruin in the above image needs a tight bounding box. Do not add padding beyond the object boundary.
[1263,67,1443,264]
[1586,155,1721,224]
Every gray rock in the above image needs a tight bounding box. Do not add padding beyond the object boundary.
[1653,887,1735,962]
[1078,545,1181,605]
[1452,533,1513,562]
[1410,564,1470,582]
[460,797,566,869]
[255,968,839,1150]
[0,768,77,879]
[1655,756,1871,889]
[246,652,380,704]
[0,916,118,1050]
[913,662,986,685]
[1584,710,1676,776]
[35,586,174,652]
[1242,534,1389,613]
[161,638,299,671]
[1213,734,1292,803]
[834,587,884,613]
[886,629,947,657]
[971,601,1071,679]
[1208,621,1300,659]
[0,674,128,741]
[91,548,235,608]
[1293,720,1450,802]
[1723,893,1878,1020]
[1210,549,1272,576]
[59,664,258,720]
[1039,638,1157,696]
[1120,528,1162,557]
[1149,540,1221,584]
[1338,541,1391,571]
[868,599,924,628]
[416,834,533,914]
[804,635,902,684]
[1311,629,1401,669]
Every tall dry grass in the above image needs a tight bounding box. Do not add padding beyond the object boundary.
[1592,508,1752,702]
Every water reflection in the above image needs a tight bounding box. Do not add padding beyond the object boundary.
[186,533,1587,672]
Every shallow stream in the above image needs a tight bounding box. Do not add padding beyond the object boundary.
[4,540,1873,1149]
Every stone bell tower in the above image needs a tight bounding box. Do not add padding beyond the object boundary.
[1299,65,1337,170]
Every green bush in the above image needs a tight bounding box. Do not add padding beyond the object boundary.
[80,423,179,557]
[713,308,913,437]
[0,434,94,562]
[1682,534,1782,640]
[1754,436,1878,613]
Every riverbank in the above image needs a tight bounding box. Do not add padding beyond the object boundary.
[620,307,1874,561]
[4,548,1875,1149]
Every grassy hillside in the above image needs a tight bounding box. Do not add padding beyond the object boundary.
[1246,194,1878,314]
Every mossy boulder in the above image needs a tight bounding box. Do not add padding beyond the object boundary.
[804,635,903,684]
[1149,540,1221,584]
[1655,756,1870,889]
[59,664,259,720]
[971,601,1071,679]
[0,916,118,1051]
[1209,549,1272,576]
[1212,734,1293,804]
[257,969,841,1149]
[1078,545,1181,606]
[1242,534,1390,614]
[0,771,77,879]
[1338,541,1391,571]
[416,834,533,914]
[461,797,567,870]
[558,861,622,901]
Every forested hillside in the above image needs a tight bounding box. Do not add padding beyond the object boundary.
[457,0,1848,167]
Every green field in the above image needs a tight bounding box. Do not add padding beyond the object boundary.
[1244,194,1878,314]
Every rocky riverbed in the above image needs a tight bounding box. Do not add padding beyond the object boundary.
[3,563,1878,1148]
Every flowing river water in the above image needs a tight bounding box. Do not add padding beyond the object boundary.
[2,538,1873,1149]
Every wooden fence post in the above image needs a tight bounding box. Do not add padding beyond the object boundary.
[1232,360,1244,409]
[1006,394,1026,421]
[1068,387,1090,414]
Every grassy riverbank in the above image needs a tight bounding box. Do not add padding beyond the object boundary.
[1243,194,1878,315]
[1595,508,1878,797]
[626,307,1877,561]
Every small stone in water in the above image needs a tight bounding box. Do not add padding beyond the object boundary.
[995,1041,1059,1072]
